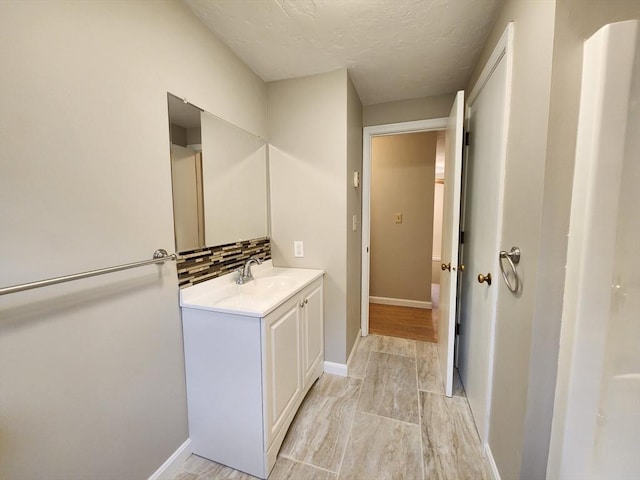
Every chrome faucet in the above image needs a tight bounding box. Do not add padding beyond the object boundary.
[236,256,263,284]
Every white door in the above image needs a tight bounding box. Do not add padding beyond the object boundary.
[437,90,464,397]
[458,29,511,441]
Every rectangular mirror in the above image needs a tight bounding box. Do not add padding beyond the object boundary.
[167,93,269,253]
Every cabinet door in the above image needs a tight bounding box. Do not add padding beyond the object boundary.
[302,280,324,387]
[264,297,302,443]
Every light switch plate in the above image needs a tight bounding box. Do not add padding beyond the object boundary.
[294,241,304,257]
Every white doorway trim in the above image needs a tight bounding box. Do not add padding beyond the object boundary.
[361,117,448,336]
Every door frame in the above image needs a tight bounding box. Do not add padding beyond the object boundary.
[361,117,448,336]
[458,22,514,445]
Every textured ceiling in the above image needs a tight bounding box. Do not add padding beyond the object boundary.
[184,0,501,105]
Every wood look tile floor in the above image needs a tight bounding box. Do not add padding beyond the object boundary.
[171,334,489,480]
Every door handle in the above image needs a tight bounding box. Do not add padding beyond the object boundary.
[441,262,451,271]
[477,273,492,286]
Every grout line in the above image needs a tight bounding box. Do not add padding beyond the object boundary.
[355,409,421,428]
[279,456,338,475]
[335,344,370,478]
[369,348,417,361]
[415,340,426,480]
[418,387,467,399]
[278,373,361,477]
[367,334,422,359]
[361,349,372,379]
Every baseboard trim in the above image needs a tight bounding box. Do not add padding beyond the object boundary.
[484,443,501,480]
[148,438,192,480]
[324,361,348,377]
[370,296,432,310]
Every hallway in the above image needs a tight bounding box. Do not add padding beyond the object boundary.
[172,334,489,480]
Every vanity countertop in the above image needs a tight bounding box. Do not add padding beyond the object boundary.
[179,260,324,317]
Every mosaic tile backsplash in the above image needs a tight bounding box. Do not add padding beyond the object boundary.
[176,237,271,288]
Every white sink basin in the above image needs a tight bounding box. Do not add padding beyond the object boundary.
[180,260,324,317]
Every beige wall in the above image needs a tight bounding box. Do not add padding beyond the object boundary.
[171,124,188,146]
[370,132,437,303]
[530,1,640,479]
[0,1,267,479]
[363,93,455,126]
[346,75,364,354]
[268,69,352,363]
[465,1,556,479]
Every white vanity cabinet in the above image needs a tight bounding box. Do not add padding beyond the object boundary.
[180,267,323,480]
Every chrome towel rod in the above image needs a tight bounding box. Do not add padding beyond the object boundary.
[0,249,177,296]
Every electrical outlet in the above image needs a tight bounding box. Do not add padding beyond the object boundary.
[294,241,304,258]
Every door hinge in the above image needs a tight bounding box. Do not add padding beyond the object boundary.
[465,131,470,146]
[459,231,465,244]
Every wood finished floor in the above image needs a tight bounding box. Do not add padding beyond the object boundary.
[369,303,438,343]
[171,334,489,480]
[369,284,440,343]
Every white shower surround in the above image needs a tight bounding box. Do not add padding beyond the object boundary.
[548,19,639,479]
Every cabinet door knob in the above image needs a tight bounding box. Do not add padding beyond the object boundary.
[299,301,305,308]
[441,262,451,271]
[477,273,492,286]
[304,299,308,304]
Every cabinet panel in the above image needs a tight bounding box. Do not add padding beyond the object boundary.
[182,309,265,477]
[264,299,301,442]
[303,280,324,386]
